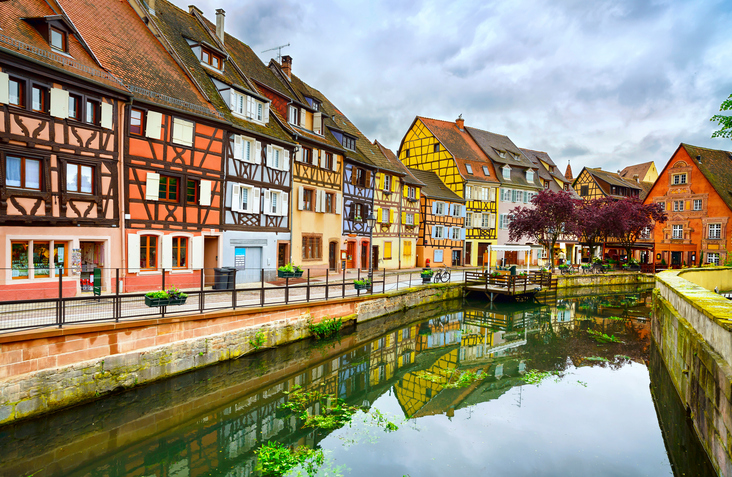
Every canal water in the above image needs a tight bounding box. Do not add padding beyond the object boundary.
[0,288,716,476]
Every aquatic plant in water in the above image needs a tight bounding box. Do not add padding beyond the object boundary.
[255,441,324,477]
[587,329,624,344]
[521,369,561,385]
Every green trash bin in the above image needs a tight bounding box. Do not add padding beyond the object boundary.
[509,265,517,276]
[93,268,102,296]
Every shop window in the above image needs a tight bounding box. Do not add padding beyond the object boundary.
[186,179,199,205]
[172,237,188,268]
[130,108,144,135]
[6,156,41,190]
[158,175,179,202]
[9,77,24,108]
[66,163,94,194]
[54,243,67,276]
[140,235,158,270]
[33,242,50,278]
[11,242,29,279]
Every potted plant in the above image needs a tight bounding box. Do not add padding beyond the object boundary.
[278,263,295,278]
[421,269,434,283]
[145,286,188,307]
[294,265,304,278]
[353,278,371,290]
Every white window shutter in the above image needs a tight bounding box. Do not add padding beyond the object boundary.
[233,135,243,160]
[252,188,260,214]
[490,214,496,228]
[161,235,173,269]
[127,234,140,272]
[263,103,270,123]
[320,150,327,169]
[299,107,306,127]
[281,192,288,217]
[284,150,290,171]
[101,102,113,129]
[265,145,272,167]
[336,193,342,215]
[255,141,262,164]
[199,180,212,206]
[0,72,8,104]
[231,184,241,212]
[145,172,160,200]
[298,186,304,210]
[332,154,339,172]
[490,188,496,201]
[432,201,437,215]
[295,148,303,162]
[315,188,321,212]
[50,88,69,119]
[264,189,272,215]
[314,111,322,133]
[228,89,235,110]
[146,111,163,139]
[191,236,204,269]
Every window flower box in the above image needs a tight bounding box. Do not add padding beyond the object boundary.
[145,287,188,307]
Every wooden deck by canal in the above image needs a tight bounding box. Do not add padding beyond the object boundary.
[464,271,557,302]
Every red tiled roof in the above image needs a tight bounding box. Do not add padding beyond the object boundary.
[374,141,424,186]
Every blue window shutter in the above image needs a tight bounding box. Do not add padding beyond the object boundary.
[461,228,466,240]
[499,214,504,229]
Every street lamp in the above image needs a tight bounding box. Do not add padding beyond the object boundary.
[366,212,377,286]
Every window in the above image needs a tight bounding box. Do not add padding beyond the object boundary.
[130,108,144,135]
[325,152,334,170]
[303,188,314,211]
[54,243,67,276]
[9,78,24,108]
[270,190,280,215]
[384,175,391,191]
[693,199,702,211]
[325,192,334,213]
[502,166,510,180]
[172,237,188,268]
[11,242,29,279]
[434,226,444,239]
[66,163,93,194]
[658,201,666,211]
[580,185,589,196]
[673,200,684,212]
[384,242,392,259]
[465,164,473,174]
[342,135,356,150]
[186,179,199,205]
[233,135,255,162]
[288,106,299,125]
[381,208,390,224]
[232,184,257,213]
[482,214,491,228]
[33,242,50,278]
[230,90,267,123]
[451,204,462,217]
[50,27,66,52]
[480,187,489,201]
[172,118,194,147]
[708,223,721,239]
[499,213,511,229]
[707,252,720,265]
[86,99,99,125]
[302,147,312,165]
[405,149,410,158]
[672,225,683,239]
[482,166,490,176]
[69,94,81,121]
[526,170,534,182]
[435,202,446,215]
[6,156,41,190]
[200,47,222,69]
[673,174,687,185]
[302,234,322,260]
[158,175,179,202]
[354,168,367,188]
[140,235,157,270]
[465,212,472,228]
[406,213,415,225]
[408,186,416,199]
[270,147,282,169]
[434,144,440,153]
[451,227,462,240]
[32,85,48,112]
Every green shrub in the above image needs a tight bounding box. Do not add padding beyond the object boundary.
[255,441,323,477]
[308,316,343,339]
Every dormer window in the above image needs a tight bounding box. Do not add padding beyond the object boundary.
[512,153,521,161]
[502,166,511,180]
[200,47,223,70]
[225,87,269,124]
[305,97,320,111]
[288,105,299,125]
[50,27,66,52]
[342,134,356,151]
[482,166,490,176]
[526,170,535,182]
[497,150,506,158]
[465,164,473,174]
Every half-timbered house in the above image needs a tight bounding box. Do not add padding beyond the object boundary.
[407,169,465,267]
[645,144,732,268]
[64,0,231,291]
[263,56,346,275]
[398,116,498,267]
[375,141,424,269]
[0,0,128,299]
[140,2,297,282]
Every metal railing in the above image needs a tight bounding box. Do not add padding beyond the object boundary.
[0,267,463,333]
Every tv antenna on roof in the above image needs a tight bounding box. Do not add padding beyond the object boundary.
[262,43,290,63]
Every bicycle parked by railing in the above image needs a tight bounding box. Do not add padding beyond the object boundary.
[432,267,451,283]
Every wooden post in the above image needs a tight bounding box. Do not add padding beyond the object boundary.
[325,270,329,301]
[200,268,205,313]
[306,269,311,302]
[260,269,265,306]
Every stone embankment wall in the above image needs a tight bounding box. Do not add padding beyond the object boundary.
[0,283,461,426]
[556,271,654,290]
[653,269,732,477]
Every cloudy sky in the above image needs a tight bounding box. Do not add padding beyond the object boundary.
[173,0,732,174]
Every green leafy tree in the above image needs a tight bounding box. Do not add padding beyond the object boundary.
[711,94,732,139]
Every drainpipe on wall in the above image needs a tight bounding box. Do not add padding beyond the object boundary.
[119,99,131,292]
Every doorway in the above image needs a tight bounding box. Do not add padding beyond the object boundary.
[671,251,682,267]
[360,242,369,269]
[477,243,489,266]
[452,250,461,266]
[277,243,288,268]
[329,242,337,271]
[465,243,472,266]
[203,237,219,286]
[347,242,356,269]
[80,241,104,292]
[505,251,518,265]
[372,245,379,272]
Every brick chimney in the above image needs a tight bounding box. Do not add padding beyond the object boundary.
[456,114,464,130]
[215,9,226,42]
[281,55,292,80]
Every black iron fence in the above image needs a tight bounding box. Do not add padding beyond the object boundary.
[0,267,461,333]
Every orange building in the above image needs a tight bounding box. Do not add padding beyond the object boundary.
[644,143,732,267]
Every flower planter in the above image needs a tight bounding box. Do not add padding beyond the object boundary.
[354,283,370,290]
[145,295,188,307]
[421,275,432,284]
[294,270,304,278]
[278,271,295,278]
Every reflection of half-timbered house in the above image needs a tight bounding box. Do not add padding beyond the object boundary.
[264,56,345,275]
[146,2,297,282]
[407,169,465,267]
[66,0,228,291]
[375,142,424,269]
[0,0,127,299]
[399,116,499,267]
